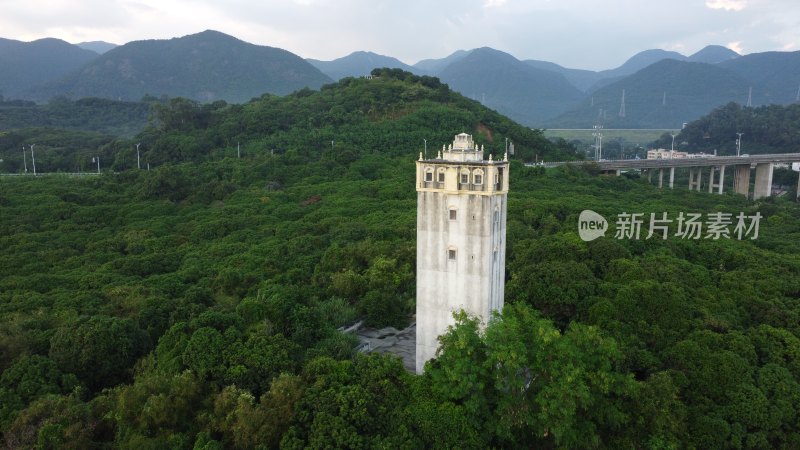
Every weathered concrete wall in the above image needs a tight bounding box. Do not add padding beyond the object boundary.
[415,190,506,373]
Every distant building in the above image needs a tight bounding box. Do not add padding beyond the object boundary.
[646,149,717,159]
[647,149,689,159]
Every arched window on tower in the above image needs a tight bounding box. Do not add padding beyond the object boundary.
[424,167,434,182]
[460,168,470,185]
[473,169,484,185]
[437,167,446,183]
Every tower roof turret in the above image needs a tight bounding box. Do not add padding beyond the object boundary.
[442,133,483,162]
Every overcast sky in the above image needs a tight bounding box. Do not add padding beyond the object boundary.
[2,0,799,70]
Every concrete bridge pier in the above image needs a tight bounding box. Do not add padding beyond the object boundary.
[734,165,751,197]
[797,169,800,200]
[658,169,664,188]
[708,165,725,194]
[688,168,703,191]
[753,163,774,200]
[669,167,675,189]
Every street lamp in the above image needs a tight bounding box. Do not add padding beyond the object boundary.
[92,156,100,174]
[136,143,141,169]
[30,144,36,175]
[22,146,27,173]
[423,138,427,159]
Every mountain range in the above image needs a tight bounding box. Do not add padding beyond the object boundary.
[0,37,98,100]
[76,41,117,54]
[1,29,798,128]
[25,30,332,103]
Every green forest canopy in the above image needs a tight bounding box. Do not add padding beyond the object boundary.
[653,102,800,155]
[1,70,799,448]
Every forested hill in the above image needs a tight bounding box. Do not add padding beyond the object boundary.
[0,69,578,176]
[652,102,800,154]
[0,97,150,137]
[133,68,581,168]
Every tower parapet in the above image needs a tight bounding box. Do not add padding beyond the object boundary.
[416,133,509,195]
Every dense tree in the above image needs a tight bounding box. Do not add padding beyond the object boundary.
[654,102,800,154]
[1,70,799,448]
[48,316,149,391]
[425,304,635,448]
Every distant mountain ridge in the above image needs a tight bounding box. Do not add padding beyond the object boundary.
[548,49,800,128]
[436,47,583,125]
[413,50,470,74]
[548,59,752,128]
[26,30,332,103]
[76,41,117,54]
[308,51,422,80]
[0,37,98,99]
[3,30,796,129]
[689,45,740,63]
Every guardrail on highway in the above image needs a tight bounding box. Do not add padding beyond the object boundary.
[529,154,800,171]
[0,172,102,177]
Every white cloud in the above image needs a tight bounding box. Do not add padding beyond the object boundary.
[727,41,744,53]
[484,0,507,7]
[706,0,747,11]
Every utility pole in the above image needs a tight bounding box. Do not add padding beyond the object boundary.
[592,125,603,161]
[736,132,743,156]
[598,134,602,161]
[237,142,240,159]
[670,133,676,158]
[136,143,141,169]
[30,144,36,175]
[22,146,27,173]
[423,139,427,159]
[92,156,100,174]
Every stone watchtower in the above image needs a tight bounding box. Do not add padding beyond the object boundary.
[415,133,509,373]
